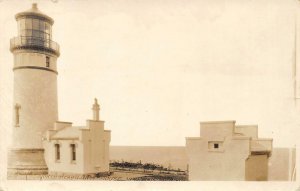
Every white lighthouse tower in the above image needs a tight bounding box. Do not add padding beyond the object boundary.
[8,3,60,175]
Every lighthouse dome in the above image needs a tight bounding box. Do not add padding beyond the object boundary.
[15,3,54,25]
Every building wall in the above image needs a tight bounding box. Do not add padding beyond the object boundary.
[12,50,58,149]
[43,140,85,175]
[82,120,110,173]
[245,154,268,181]
[200,121,235,139]
[291,148,296,180]
[268,148,296,181]
[186,136,251,180]
[13,51,57,71]
[185,121,275,181]
[235,125,258,138]
[103,131,111,171]
[44,120,110,175]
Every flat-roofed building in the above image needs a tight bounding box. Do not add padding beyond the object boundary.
[186,120,273,181]
[43,99,111,176]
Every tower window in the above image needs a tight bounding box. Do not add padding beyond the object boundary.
[55,144,60,161]
[208,141,223,152]
[70,144,76,161]
[214,143,219,149]
[14,104,21,127]
[46,56,50,67]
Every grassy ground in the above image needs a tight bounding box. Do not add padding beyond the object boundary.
[8,169,188,181]
[112,169,187,181]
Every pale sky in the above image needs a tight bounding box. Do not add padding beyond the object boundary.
[1,0,300,147]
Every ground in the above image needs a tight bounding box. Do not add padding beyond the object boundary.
[7,168,188,181]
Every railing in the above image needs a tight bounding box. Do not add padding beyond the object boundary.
[10,36,60,56]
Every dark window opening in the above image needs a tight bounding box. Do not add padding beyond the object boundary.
[14,104,21,127]
[214,143,219,149]
[71,144,76,161]
[55,144,60,161]
[46,56,50,67]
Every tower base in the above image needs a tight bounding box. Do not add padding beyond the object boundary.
[7,148,48,176]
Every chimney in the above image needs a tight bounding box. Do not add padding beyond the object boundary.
[32,3,38,10]
[92,98,100,121]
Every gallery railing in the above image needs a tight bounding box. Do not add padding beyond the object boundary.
[10,36,60,56]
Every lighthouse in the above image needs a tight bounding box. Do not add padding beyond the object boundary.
[8,3,60,175]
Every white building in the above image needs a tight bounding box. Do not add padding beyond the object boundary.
[186,120,273,181]
[43,99,111,176]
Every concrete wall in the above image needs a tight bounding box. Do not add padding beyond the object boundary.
[245,154,268,181]
[200,121,235,139]
[235,125,258,138]
[82,120,110,173]
[268,148,296,181]
[186,121,276,181]
[14,51,57,71]
[43,140,85,174]
[186,136,251,181]
[44,120,111,175]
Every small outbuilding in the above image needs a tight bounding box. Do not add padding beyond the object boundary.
[186,120,273,181]
[43,99,111,176]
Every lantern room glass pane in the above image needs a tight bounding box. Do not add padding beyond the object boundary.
[39,31,44,39]
[17,20,21,32]
[39,20,45,31]
[19,19,25,34]
[25,19,32,30]
[32,30,39,38]
[20,19,25,30]
[25,29,32,36]
[32,19,39,30]
[45,23,51,37]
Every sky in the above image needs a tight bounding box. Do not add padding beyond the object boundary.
[0,0,300,148]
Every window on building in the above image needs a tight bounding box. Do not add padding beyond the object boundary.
[214,143,219,149]
[14,104,21,127]
[70,144,76,161]
[39,20,45,31]
[19,19,26,36]
[32,19,39,31]
[55,144,60,161]
[208,141,223,152]
[25,18,32,30]
[46,56,50,67]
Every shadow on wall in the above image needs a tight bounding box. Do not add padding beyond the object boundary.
[245,154,268,181]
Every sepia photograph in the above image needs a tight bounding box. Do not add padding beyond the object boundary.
[0,0,299,190]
